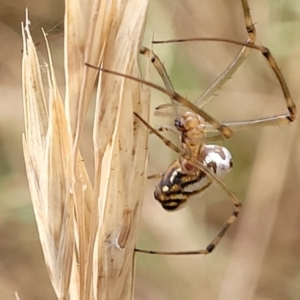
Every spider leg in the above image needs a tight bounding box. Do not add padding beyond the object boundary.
[136,149,241,255]
[196,40,297,123]
[140,39,268,137]
[196,40,251,108]
[153,0,296,123]
[157,125,179,135]
[135,200,239,255]
[140,43,254,115]
[139,45,263,139]
[139,44,253,113]
[203,35,294,132]
[204,116,292,134]
[133,112,182,154]
[150,41,253,111]
[154,103,173,111]
[139,46,182,115]
[147,173,163,180]
[85,64,233,138]
[139,46,175,93]
[196,0,256,108]
[151,0,256,110]
[189,159,241,254]
[140,1,257,111]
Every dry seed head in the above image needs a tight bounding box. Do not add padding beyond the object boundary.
[22,1,149,299]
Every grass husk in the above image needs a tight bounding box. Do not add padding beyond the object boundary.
[22,1,149,299]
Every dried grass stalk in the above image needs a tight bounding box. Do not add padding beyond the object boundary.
[22,0,150,299]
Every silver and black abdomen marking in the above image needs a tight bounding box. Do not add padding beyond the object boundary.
[154,144,233,211]
[154,159,201,210]
[198,145,233,178]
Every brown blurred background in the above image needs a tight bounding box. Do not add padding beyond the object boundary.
[1,0,300,299]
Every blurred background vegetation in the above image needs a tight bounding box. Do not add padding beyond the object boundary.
[1,0,300,299]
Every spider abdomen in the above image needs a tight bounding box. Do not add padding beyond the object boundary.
[154,144,233,210]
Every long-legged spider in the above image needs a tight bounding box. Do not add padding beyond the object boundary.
[86,0,296,256]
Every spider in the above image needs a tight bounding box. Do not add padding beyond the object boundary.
[86,0,296,256]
